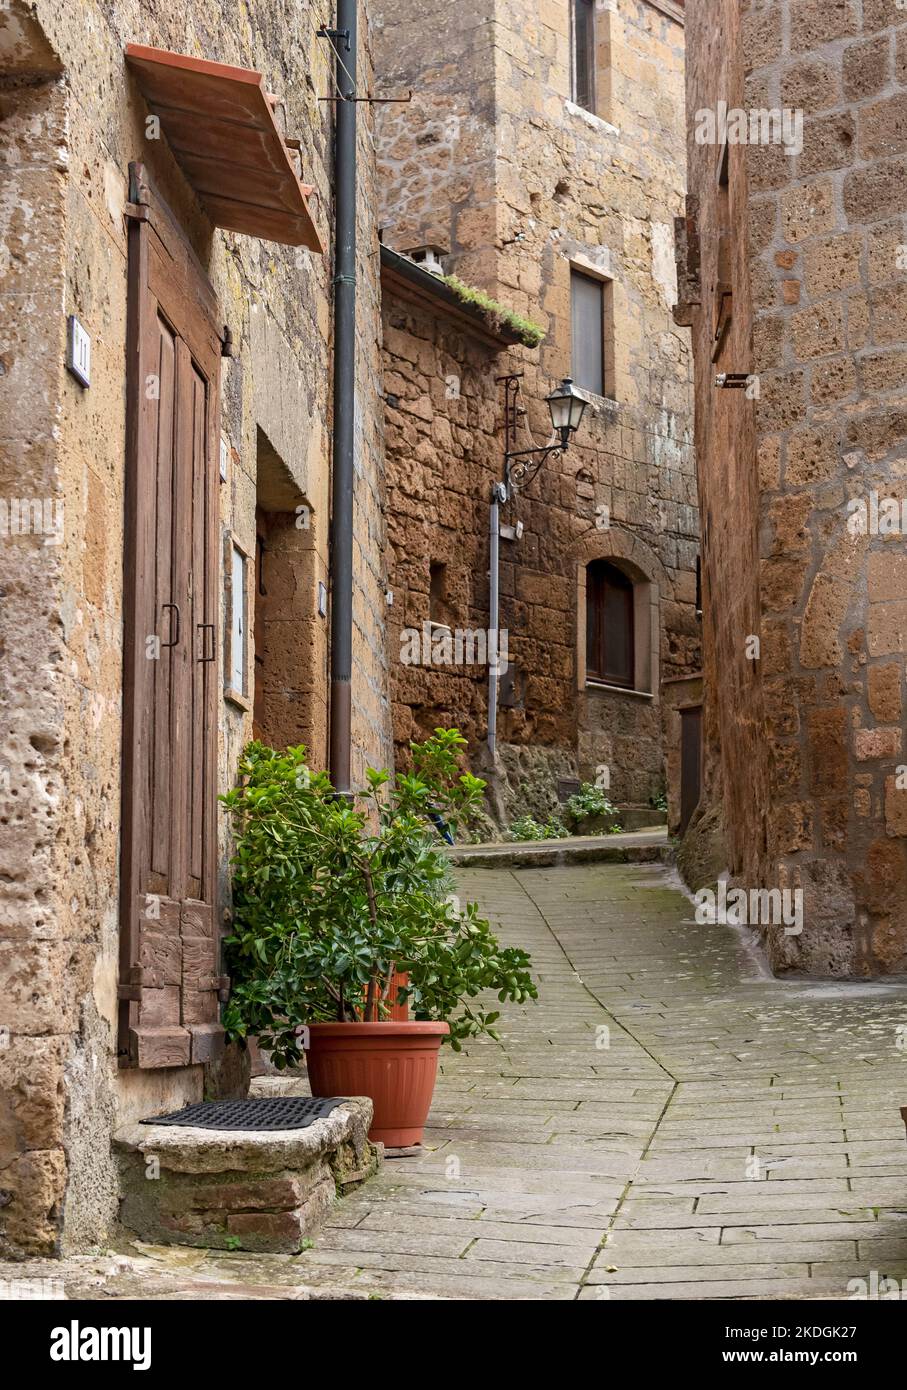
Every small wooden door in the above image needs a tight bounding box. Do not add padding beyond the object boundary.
[680,705,702,838]
[118,164,223,1068]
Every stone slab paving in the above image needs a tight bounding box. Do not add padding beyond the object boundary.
[5,862,906,1301]
[300,863,907,1300]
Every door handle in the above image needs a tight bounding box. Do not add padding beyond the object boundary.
[160,603,181,649]
[198,623,216,663]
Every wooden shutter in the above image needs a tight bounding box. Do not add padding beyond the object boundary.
[586,560,635,688]
[119,163,223,1068]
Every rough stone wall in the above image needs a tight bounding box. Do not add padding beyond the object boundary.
[0,10,72,1260]
[685,0,907,975]
[0,0,389,1256]
[373,4,499,286]
[377,0,699,820]
[383,291,509,759]
[350,78,393,787]
[680,0,767,913]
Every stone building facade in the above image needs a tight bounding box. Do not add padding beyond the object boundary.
[0,0,390,1256]
[679,0,907,975]
[375,0,700,824]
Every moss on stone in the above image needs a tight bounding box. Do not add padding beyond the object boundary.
[440,275,545,347]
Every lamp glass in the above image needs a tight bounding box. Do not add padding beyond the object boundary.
[547,378,587,435]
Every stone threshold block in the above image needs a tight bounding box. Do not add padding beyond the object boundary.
[114,1098,381,1254]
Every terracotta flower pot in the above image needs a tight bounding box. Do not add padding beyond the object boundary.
[360,969,410,1021]
[387,969,410,1021]
[305,1021,449,1146]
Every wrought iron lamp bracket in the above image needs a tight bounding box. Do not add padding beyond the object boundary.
[505,443,564,497]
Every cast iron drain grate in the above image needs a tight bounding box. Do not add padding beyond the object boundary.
[140,1096,345,1131]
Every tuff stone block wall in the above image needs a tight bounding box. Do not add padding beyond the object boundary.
[383,293,509,759]
[0,16,71,1259]
[683,0,907,974]
[0,0,389,1256]
[377,0,700,822]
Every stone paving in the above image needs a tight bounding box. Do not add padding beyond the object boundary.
[5,862,907,1301]
[299,863,907,1300]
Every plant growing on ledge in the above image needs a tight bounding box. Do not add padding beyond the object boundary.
[440,274,546,347]
[220,729,537,1145]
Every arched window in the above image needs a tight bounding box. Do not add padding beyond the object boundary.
[586,560,635,688]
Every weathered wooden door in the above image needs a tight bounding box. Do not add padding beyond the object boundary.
[119,164,224,1068]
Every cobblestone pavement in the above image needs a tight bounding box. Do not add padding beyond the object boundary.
[6,863,907,1301]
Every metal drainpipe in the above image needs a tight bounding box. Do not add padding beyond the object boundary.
[487,481,505,761]
[329,0,357,795]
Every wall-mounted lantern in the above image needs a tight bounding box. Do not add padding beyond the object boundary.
[546,376,589,448]
[501,374,588,497]
[487,373,588,763]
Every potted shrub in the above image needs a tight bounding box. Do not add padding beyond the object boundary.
[220,729,537,1146]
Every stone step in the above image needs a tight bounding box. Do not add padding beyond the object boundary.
[447,827,671,869]
[114,1097,380,1255]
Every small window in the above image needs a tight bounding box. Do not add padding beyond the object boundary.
[712,138,733,361]
[571,0,596,113]
[429,561,450,629]
[571,269,606,396]
[586,560,634,688]
[224,535,250,708]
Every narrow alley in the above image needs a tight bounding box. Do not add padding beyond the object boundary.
[13,861,907,1302]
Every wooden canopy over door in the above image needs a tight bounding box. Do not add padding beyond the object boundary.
[119,162,224,1069]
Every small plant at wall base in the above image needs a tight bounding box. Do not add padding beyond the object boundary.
[220,729,537,1145]
[506,815,571,842]
[564,783,622,835]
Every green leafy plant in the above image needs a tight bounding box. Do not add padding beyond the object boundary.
[220,729,537,1063]
[506,814,570,842]
[650,791,668,813]
[565,783,617,826]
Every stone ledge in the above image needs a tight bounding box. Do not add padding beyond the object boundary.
[114,1098,381,1254]
[114,1098,372,1174]
[448,828,671,869]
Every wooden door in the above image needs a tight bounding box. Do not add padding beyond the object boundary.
[119,164,223,1068]
[680,705,702,838]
